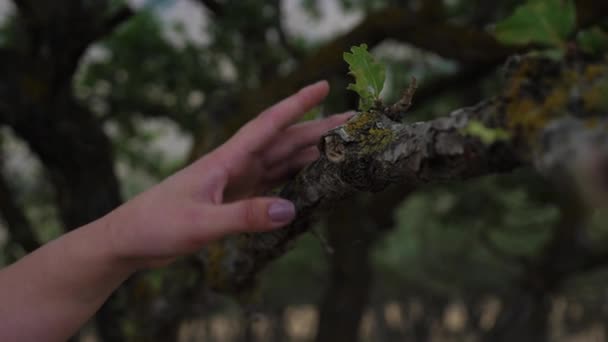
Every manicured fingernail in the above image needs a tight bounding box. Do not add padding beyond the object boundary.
[268,200,296,223]
[310,80,329,89]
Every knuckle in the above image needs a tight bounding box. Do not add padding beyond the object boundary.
[243,201,262,229]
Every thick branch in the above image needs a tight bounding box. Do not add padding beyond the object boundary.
[190,0,608,157]
[202,54,608,294]
[202,99,521,293]
[189,7,516,157]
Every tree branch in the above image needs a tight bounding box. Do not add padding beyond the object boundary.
[201,54,608,294]
[201,99,521,293]
[190,0,608,158]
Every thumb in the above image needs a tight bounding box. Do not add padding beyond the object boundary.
[207,198,296,235]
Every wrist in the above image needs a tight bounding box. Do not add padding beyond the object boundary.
[84,212,141,276]
[97,195,176,271]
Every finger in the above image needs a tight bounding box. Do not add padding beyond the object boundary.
[203,198,296,235]
[263,146,320,185]
[262,111,354,165]
[228,81,330,153]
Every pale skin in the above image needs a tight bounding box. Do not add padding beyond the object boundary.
[0,81,351,341]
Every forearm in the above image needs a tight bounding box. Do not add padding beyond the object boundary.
[0,216,135,341]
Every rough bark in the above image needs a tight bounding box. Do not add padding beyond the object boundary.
[2,1,608,340]
[202,97,521,293]
[202,54,608,296]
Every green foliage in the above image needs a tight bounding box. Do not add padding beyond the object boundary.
[258,232,328,306]
[374,172,559,297]
[578,27,608,55]
[344,44,386,111]
[6,1,608,336]
[494,0,576,49]
[462,120,511,145]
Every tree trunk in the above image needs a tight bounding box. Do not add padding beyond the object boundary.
[315,199,375,342]
[12,98,121,229]
[484,292,550,342]
[7,85,128,340]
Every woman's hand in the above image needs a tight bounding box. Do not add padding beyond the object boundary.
[106,80,351,268]
[0,80,351,341]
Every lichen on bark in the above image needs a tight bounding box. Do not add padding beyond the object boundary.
[200,54,608,296]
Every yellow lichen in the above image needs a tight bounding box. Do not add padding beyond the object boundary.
[506,98,548,143]
[343,110,395,154]
[344,111,376,136]
[542,86,569,112]
[583,80,608,112]
[504,59,537,99]
[504,60,608,146]
[360,127,394,153]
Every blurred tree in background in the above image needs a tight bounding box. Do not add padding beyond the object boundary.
[1,0,608,341]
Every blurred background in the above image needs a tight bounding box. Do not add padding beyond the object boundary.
[0,0,607,341]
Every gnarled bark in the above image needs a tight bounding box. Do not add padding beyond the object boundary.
[202,55,608,296]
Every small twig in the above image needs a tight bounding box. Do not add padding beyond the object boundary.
[386,76,417,120]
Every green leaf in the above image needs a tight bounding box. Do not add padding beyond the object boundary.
[578,27,608,55]
[462,120,511,145]
[494,0,576,48]
[344,44,386,111]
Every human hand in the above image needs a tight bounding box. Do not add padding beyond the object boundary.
[106,81,352,268]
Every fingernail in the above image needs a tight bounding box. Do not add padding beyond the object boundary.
[310,80,329,89]
[268,200,296,223]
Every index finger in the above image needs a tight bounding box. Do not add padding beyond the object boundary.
[229,80,330,152]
